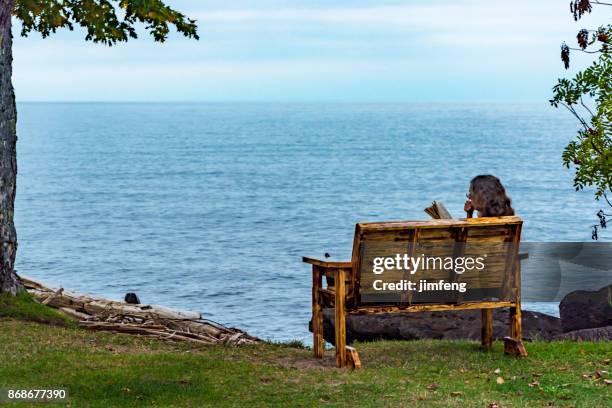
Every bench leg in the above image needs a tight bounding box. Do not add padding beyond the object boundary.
[335,268,347,368]
[481,309,493,349]
[505,304,527,357]
[510,304,521,340]
[312,266,324,358]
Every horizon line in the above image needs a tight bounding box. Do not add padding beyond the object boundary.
[17,99,551,104]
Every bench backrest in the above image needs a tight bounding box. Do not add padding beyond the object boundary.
[349,216,523,308]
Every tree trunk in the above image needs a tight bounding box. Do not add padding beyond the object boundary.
[0,0,22,295]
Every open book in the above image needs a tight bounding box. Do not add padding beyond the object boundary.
[424,201,453,219]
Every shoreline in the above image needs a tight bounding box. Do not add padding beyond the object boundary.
[19,274,567,345]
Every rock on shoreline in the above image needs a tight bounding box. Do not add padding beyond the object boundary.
[314,308,562,345]
[555,326,612,341]
[559,285,612,332]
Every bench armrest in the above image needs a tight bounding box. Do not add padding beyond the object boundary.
[302,256,352,269]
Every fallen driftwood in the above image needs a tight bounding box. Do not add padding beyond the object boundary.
[20,276,259,346]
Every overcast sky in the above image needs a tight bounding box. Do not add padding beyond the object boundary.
[12,0,611,102]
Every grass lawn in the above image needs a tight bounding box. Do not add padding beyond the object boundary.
[0,297,610,407]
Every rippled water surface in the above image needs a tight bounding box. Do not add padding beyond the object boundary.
[16,102,605,341]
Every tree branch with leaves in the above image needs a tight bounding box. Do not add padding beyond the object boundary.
[550,0,611,239]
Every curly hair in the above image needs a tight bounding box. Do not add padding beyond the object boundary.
[469,175,515,217]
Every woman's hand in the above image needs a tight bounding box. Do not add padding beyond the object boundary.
[464,199,475,217]
[464,199,473,213]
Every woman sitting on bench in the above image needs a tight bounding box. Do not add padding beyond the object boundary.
[464,175,515,218]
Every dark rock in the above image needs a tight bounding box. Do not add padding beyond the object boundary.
[555,326,612,341]
[124,293,140,304]
[312,308,561,345]
[559,285,612,332]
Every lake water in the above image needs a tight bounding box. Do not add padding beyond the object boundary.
[15,102,606,342]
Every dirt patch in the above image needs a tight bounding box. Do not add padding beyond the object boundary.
[275,353,340,370]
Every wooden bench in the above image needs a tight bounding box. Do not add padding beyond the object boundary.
[303,216,525,368]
